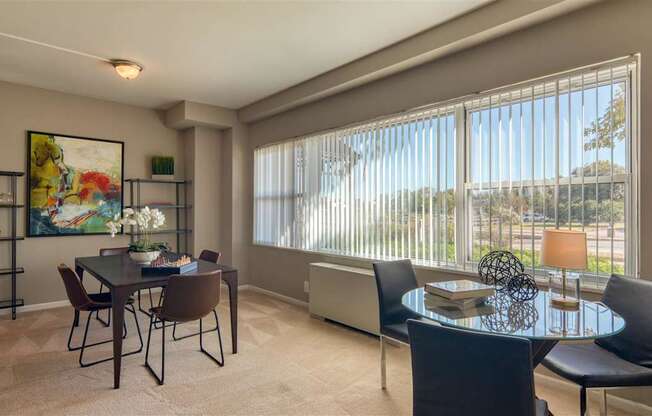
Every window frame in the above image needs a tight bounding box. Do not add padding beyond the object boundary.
[457,59,639,284]
[253,56,640,286]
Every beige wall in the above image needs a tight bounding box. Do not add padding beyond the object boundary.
[0,81,184,305]
[183,126,226,257]
[165,101,250,284]
[247,0,651,300]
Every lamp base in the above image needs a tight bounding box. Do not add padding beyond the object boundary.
[550,295,580,310]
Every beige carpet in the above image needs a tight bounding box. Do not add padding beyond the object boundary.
[0,289,643,415]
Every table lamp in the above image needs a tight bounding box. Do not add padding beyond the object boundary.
[541,229,587,309]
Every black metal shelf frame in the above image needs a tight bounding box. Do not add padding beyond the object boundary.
[127,177,191,318]
[0,171,24,319]
[126,178,191,254]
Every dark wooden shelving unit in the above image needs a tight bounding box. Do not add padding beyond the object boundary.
[0,171,24,319]
[125,178,192,254]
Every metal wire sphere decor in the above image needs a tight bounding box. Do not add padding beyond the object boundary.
[506,272,539,301]
[477,250,525,290]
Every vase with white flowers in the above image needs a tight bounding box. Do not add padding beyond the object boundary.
[106,206,168,263]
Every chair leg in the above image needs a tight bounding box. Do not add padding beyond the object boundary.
[173,308,219,341]
[74,307,144,368]
[68,310,126,352]
[380,335,387,390]
[144,315,165,385]
[580,387,587,416]
[600,389,608,416]
[128,304,144,353]
[94,284,111,327]
[198,310,224,366]
[78,312,93,367]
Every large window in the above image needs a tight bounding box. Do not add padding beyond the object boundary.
[254,106,459,267]
[254,57,639,284]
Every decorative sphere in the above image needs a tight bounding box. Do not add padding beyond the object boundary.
[478,250,524,290]
[506,273,539,301]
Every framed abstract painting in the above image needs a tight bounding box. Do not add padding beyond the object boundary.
[27,131,124,237]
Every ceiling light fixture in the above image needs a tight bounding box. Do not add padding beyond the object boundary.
[111,60,143,80]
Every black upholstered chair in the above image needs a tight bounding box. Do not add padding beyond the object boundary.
[408,319,549,416]
[372,259,420,389]
[543,274,652,415]
[59,264,143,367]
[145,270,225,385]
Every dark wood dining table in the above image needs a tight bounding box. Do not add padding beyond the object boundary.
[74,253,238,389]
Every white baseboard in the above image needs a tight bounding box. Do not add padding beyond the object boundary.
[239,284,308,308]
[0,299,70,316]
[0,287,165,317]
[535,372,652,415]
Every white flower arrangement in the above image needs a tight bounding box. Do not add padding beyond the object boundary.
[106,206,168,252]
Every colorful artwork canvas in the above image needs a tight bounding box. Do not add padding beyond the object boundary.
[27,131,124,236]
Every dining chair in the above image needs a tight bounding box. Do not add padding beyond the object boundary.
[407,319,549,416]
[198,249,221,264]
[95,246,130,326]
[171,249,222,341]
[372,259,421,389]
[543,274,652,415]
[58,264,143,367]
[145,270,224,385]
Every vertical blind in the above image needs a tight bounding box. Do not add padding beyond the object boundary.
[254,56,638,282]
[465,58,638,281]
[254,105,458,266]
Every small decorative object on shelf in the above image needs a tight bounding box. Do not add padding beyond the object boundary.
[0,192,13,205]
[478,250,524,290]
[151,156,174,181]
[106,206,168,263]
[541,229,587,310]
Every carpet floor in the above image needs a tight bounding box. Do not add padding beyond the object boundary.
[0,288,644,415]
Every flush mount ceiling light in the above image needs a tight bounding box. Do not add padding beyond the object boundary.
[111,60,143,80]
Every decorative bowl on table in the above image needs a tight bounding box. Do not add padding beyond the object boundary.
[106,206,168,264]
[129,250,161,264]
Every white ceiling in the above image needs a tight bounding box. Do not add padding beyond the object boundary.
[0,1,491,110]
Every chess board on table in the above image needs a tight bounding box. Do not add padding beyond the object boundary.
[141,253,198,276]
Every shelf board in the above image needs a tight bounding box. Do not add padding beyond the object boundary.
[0,171,24,177]
[0,267,24,276]
[125,178,190,184]
[125,204,192,209]
[0,298,24,310]
[0,204,24,208]
[125,229,192,236]
[0,237,24,242]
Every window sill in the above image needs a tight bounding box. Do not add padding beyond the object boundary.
[250,242,608,295]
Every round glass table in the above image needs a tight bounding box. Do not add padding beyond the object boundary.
[402,288,626,366]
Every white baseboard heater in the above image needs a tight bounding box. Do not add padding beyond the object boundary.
[308,262,380,335]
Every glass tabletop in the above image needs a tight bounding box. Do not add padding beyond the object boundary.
[402,288,625,341]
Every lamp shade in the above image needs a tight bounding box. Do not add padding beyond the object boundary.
[540,229,587,270]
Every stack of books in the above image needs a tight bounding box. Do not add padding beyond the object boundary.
[424,280,495,319]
